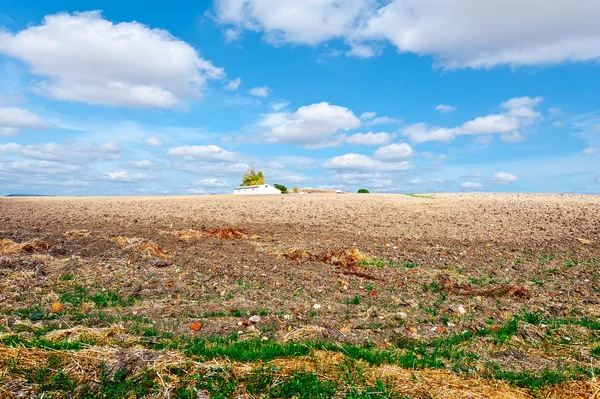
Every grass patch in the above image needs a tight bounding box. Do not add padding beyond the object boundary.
[59,284,135,309]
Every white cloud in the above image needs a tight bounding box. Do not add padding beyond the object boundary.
[270,100,289,111]
[500,131,524,143]
[17,141,121,163]
[460,181,483,189]
[215,0,600,68]
[0,107,50,136]
[373,143,414,161]
[195,178,230,187]
[435,104,455,113]
[123,160,153,169]
[323,153,410,172]
[0,11,224,108]
[144,136,163,147]
[248,86,271,97]
[0,160,82,174]
[462,172,483,178]
[403,123,455,144]
[103,171,150,182]
[419,152,446,160]
[403,96,543,144]
[459,115,521,135]
[346,43,378,58]
[225,77,242,91]
[0,143,22,154]
[410,178,445,185]
[347,131,394,146]
[371,116,402,126]
[360,112,376,120]
[166,145,237,162]
[552,121,565,127]
[264,102,361,147]
[581,147,597,155]
[214,0,370,45]
[489,172,518,184]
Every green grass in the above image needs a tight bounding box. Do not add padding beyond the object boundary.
[3,310,599,393]
[59,284,135,309]
[405,194,435,199]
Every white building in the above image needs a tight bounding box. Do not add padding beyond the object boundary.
[233,184,281,195]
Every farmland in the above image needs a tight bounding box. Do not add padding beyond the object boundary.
[1,193,599,398]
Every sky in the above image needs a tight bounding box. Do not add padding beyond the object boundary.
[0,0,599,196]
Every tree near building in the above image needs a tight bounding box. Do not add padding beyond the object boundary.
[241,168,265,186]
[357,188,370,193]
[273,184,288,193]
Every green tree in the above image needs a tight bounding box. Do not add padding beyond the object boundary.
[273,184,288,193]
[357,188,370,193]
[241,168,265,186]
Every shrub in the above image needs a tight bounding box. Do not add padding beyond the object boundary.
[274,184,288,193]
[357,189,369,194]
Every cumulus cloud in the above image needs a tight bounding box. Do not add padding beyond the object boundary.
[214,0,600,69]
[0,107,50,136]
[3,141,122,164]
[225,77,242,91]
[102,171,151,182]
[166,145,237,162]
[435,104,455,113]
[582,147,597,155]
[460,181,483,189]
[195,178,230,187]
[213,0,370,45]
[346,131,394,146]
[403,96,543,144]
[248,86,271,97]
[489,172,518,184]
[0,11,224,108]
[323,153,410,172]
[373,143,414,161]
[0,160,83,175]
[144,137,163,147]
[264,102,361,147]
[0,143,22,154]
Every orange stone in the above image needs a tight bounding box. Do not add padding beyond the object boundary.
[189,321,203,331]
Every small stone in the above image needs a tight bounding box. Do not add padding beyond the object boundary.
[399,312,408,319]
[249,315,262,323]
[262,336,269,341]
[283,314,292,320]
[340,327,351,334]
[313,303,322,310]
[189,321,203,331]
[457,305,467,314]
[220,290,226,297]
[237,321,243,326]
[408,327,418,333]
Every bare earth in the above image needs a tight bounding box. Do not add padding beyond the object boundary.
[1,193,599,398]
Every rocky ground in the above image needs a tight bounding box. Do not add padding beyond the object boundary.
[0,193,599,398]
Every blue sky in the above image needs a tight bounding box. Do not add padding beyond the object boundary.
[1,0,599,195]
